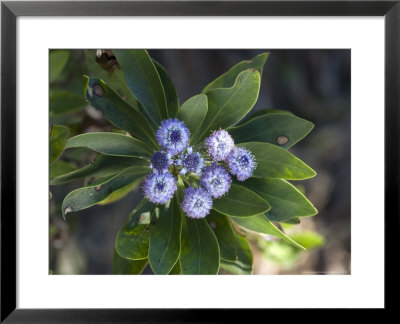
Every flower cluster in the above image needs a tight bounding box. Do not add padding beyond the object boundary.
[143,119,256,219]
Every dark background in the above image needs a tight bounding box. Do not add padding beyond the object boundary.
[50,49,351,274]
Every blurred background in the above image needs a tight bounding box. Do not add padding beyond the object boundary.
[49,49,351,275]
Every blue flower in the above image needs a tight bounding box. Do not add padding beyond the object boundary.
[149,151,172,173]
[205,129,235,162]
[181,186,213,219]
[227,147,256,181]
[200,163,231,198]
[143,172,177,204]
[176,146,204,175]
[156,118,190,156]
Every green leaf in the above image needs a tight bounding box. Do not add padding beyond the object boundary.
[49,125,70,166]
[113,249,148,274]
[180,217,220,274]
[62,166,148,217]
[239,108,294,124]
[113,50,168,128]
[220,230,253,275]
[290,231,325,250]
[176,94,208,141]
[231,214,306,250]
[49,50,70,83]
[168,260,181,274]
[98,180,140,205]
[202,52,269,93]
[49,160,77,179]
[194,69,261,143]
[153,59,179,117]
[213,184,270,217]
[50,155,147,185]
[229,113,314,149]
[206,210,237,261]
[115,200,154,260]
[85,50,140,110]
[50,90,87,116]
[85,76,158,149]
[149,196,182,274]
[242,178,317,222]
[238,142,316,180]
[282,217,301,225]
[66,132,153,159]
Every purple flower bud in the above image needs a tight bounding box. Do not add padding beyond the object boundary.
[180,147,204,175]
[205,129,235,162]
[181,186,213,219]
[149,151,171,173]
[156,119,190,156]
[200,163,232,198]
[227,147,256,181]
[143,172,177,204]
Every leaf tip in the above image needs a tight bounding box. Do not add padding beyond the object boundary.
[63,206,73,219]
[310,168,317,178]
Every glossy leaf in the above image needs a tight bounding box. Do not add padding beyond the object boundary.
[282,217,301,225]
[50,155,147,185]
[168,260,181,274]
[49,50,70,83]
[231,214,306,250]
[229,113,314,149]
[176,94,208,140]
[194,69,261,142]
[85,76,158,149]
[213,184,270,217]
[113,249,148,274]
[153,59,179,117]
[49,160,77,179]
[149,197,182,274]
[243,178,317,222]
[66,132,153,159]
[202,52,269,93]
[98,181,140,205]
[180,217,220,274]
[238,142,316,180]
[115,200,154,260]
[62,166,148,217]
[50,90,87,116]
[219,230,253,275]
[239,108,294,124]
[49,125,69,166]
[206,210,237,261]
[113,50,168,128]
[85,50,140,110]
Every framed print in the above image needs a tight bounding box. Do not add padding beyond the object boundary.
[1,0,399,321]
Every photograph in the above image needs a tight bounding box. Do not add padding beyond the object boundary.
[2,0,396,319]
[48,49,351,275]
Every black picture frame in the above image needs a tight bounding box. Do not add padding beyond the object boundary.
[1,0,398,321]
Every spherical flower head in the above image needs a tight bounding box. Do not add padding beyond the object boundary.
[200,163,232,198]
[149,151,171,173]
[227,147,257,181]
[205,129,235,162]
[181,186,213,219]
[178,147,204,175]
[143,172,177,204]
[156,119,190,156]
